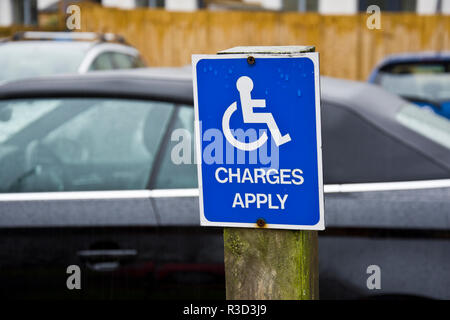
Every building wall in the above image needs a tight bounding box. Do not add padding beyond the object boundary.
[0,0,13,26]
[319,0,357,14]
[417,0,450,14]
[0,0,39,26]
[102,0,137,9]
[442,0,450,14]
[255,0,282,10]
[321,0,450,14]
[37,0,58,10]
[100,0,450,14]
[165,0,198,11]
[417,0,438,14]
[252,0,450,14]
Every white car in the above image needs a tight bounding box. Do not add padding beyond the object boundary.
[0,32,146,83]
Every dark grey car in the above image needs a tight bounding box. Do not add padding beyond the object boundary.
[0,68,448,299]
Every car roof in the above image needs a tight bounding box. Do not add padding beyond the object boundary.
[0,65,401,110]
[9,31,130,44]
[0,66,407,120]
[0,67,193,104]
[0,40,95,51]
[0,40,137,52]
[0,67,448,169]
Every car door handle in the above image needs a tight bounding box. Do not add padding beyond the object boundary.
[77,249,137,260]
[77,249,138,272]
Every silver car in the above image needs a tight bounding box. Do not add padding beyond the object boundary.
[0,32,146,83]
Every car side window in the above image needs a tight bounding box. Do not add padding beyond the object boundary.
[132,55,146,68]
[0,98,175,193]
[89,52,115,71]
[321,102,448,183]
[152,105,198,189]
[111,53,135,69]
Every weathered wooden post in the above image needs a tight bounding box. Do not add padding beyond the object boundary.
[224,228,318,300]
[192,46,324,301]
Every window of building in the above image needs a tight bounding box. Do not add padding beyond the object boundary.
[359,0,417,12]
[283,0,319,11]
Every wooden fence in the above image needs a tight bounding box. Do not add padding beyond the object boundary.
[4,3,449,81]
[0,25,62,39]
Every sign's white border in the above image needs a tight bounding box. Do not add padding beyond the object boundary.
[192,53,325,230]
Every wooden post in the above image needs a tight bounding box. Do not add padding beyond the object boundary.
[224,228,318,300]
[220,46,320,300]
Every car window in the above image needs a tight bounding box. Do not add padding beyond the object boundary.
[0,98,174,192]
[153,105,198,189]
[132,55,147,68]
[321,102,449,183]
[0,100,59,143]
[90,52,115,71]
[111,52,135,69]
[396,103,450,150]
[375,62,450,103]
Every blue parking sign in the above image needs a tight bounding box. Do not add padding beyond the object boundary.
[192,52,324,230]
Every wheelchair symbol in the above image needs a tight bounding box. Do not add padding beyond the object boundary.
[222,76,291,151]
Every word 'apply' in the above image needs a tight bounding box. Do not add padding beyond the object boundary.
[232,193,288,210]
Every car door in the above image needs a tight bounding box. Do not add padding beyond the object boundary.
[318,101,450,299]
[0,96,223,299]
[147,105,225,298]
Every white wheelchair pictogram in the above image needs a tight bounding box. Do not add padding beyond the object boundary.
[222,76,291,151]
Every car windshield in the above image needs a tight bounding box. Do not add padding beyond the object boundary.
[375,62,450,103]
[396,103,450,150]
[0,42,88,82]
